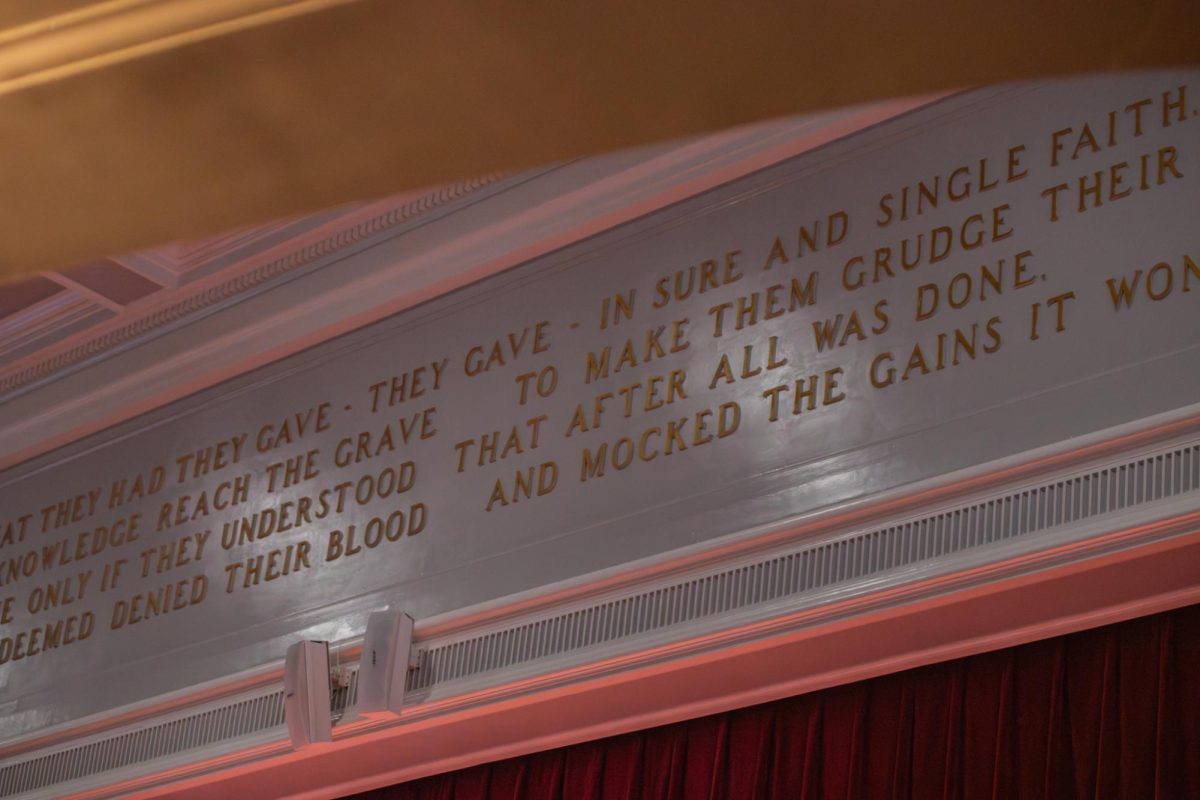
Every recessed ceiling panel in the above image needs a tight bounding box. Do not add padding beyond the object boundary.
[61,259,162,305]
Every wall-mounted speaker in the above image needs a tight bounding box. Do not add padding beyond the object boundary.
[284,640,333,748]
[357,610,415,718]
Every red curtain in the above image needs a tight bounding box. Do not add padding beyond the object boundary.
[348,604,1200,799]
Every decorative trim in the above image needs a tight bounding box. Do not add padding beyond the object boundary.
[0,294,103,363]
[2,424,1197,798]
[408,440,1200,694]
[0,97,939,471]
[0,176,500,397]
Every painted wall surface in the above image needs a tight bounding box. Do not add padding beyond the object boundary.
[1,70,1197,735]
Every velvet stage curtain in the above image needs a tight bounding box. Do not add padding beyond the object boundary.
[347,604,1200,799]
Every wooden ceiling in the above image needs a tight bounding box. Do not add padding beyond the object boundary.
[0,0,1194,281]
[0,1,1195,389]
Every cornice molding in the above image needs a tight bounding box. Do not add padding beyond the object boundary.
[0,176,500,397]
[0,98,930,471]
[2,410,1197,798]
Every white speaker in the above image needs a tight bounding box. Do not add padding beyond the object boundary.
[284,640,332,748]
[356,610,414,718]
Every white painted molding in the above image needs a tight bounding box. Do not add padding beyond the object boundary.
[0,177,500,400]
[0,94,940,471]
[2,409,1197,799]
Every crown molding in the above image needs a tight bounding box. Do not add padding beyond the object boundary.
[0,97,932,472]
[0,176,500,399]
[3,409,1197,798]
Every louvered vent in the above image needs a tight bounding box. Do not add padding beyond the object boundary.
[408,443,1200,691]
[0,674,362,798]
[2,441,1197,798]
[0,692,284,796]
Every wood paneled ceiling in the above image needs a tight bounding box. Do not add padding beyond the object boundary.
[0,0,1193,282]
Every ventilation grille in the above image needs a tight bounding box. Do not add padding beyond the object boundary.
[409,443,1200,690]
[0,673,362,798]
[2,442,1198,798]
[0,692,283,797]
